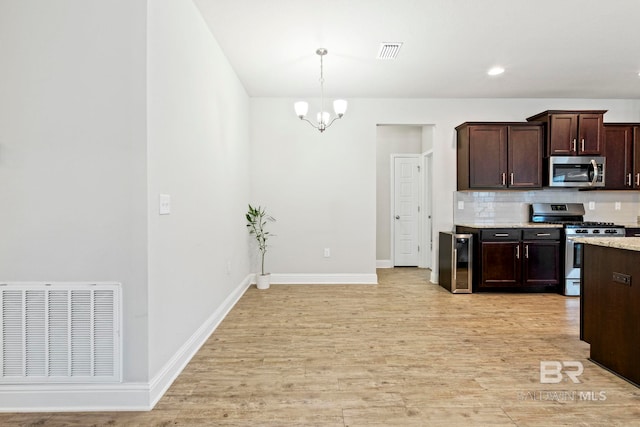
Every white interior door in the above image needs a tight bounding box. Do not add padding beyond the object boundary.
[393,156,420,266]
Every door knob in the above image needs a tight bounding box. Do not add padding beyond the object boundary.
[395,215,400,219]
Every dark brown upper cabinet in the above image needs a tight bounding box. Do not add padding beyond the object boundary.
[604,123,640,190]
[526,110,606,156]
[456,122,543,190]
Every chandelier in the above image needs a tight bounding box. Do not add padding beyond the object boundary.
[294,48,347,133]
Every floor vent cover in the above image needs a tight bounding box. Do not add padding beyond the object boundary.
[0,283,121,383]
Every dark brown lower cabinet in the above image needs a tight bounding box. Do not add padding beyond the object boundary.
[523,240,560,286]
[476,228,560,292]
[481,241,520,287]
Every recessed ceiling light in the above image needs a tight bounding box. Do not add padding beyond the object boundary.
[488,66,505,76]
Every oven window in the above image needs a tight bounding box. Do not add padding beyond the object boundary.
[573,242,582,269]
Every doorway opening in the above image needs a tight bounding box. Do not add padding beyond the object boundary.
[376,124,434,270]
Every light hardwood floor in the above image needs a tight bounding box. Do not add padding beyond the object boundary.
[1,268,640,426]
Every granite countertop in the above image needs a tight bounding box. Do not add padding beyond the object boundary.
[456,223,563,229]
[573,237,640,251]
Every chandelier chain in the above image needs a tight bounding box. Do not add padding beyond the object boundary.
[319,51,324,120]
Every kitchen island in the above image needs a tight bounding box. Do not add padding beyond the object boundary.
[579,237,640,387]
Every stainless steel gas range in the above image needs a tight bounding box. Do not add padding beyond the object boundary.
[530,203,625,296]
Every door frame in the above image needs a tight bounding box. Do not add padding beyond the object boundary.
[390,153,421,267]
[421,150,433,269]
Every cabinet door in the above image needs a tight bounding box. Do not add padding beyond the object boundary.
[508,125,543,188]
[468,126,508,188]
[480,241,520,287]
[549,114,577,155]
[578,114,603,155]
[604,125,633,189]
[522,241,560,287]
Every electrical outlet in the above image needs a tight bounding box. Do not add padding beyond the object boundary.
[159,194,171,215]
[615,202,621,211]
[588,201,595,210]
[457,201,464,210]
[324,248,330,258]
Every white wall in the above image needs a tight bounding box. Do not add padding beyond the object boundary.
[0,0,253,408]
[0,0,149,382]
[422,125,434,152]
[250,98,640,282]
[250,99,377,277]
[147,0,251,379]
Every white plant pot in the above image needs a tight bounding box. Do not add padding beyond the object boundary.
[256,273,271,290]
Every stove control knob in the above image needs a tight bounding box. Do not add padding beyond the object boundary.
[592,230,600,234]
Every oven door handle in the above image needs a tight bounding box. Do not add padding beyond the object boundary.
[589,159,598,187]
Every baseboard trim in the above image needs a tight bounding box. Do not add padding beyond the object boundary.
[0,275,253,413]
[376,260,393,268]
[148,274,253,408]
[269,273,378,285]
[430,271,438,284]
[0,383,151,412]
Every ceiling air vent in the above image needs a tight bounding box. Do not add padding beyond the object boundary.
[377,42,403,60]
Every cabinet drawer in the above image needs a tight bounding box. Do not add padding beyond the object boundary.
[522,229,561,240]
[625,228,640,237]
[480,229,520,241]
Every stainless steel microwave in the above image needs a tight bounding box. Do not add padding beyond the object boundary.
[549,156,605,188]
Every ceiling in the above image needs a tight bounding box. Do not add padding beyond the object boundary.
[194,0,640,99]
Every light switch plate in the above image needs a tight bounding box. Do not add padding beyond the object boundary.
[159,194,171,215]
[588,201,595,210]
[457,201,464,210]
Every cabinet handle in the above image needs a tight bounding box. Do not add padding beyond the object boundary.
[536,233,551,237]
[494,233,510,237]
[453,249,457,281]
[628,173,632,187]
[572,138,577,152]
[515,245,520,259]
[581,138,585,152]
[636,173,640,187]
[501,173,506,186]
[510,172,514,186]
[589,159,599,187]
[525,244,529,259]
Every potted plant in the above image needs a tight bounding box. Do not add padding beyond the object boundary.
[246,204,276,289]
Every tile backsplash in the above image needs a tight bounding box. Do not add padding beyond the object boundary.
[455,189,640,225]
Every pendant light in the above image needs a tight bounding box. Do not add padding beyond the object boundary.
[294,48,347,133]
